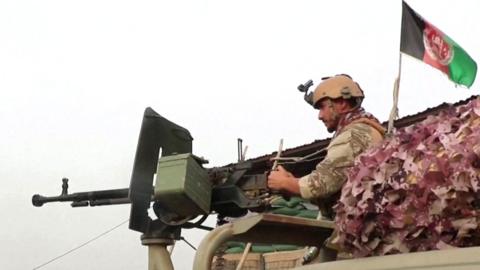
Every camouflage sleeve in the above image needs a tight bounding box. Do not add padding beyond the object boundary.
[298,123,374,200]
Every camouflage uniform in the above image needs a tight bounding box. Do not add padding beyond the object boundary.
[298,109,385,218]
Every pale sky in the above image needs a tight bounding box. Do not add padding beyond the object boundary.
[1,0,479,269]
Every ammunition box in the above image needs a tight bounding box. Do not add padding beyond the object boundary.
[154,153,211,217]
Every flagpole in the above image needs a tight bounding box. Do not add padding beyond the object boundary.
[387,52,403,135]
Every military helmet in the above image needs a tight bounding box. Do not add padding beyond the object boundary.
[312,74,364,108]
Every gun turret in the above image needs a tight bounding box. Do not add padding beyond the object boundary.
[30,107,300,270]
[32,107,271,239]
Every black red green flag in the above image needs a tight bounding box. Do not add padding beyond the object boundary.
[400,1,477,87]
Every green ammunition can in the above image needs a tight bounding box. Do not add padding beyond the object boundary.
[154,153,211,217]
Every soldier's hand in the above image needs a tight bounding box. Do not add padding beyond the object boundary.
[267,165,300,195]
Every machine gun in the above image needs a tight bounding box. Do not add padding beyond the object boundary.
[31,108,278,265]
[32,163,270,221]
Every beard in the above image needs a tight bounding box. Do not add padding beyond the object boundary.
[323,119,337,133]
[324,114,341,133]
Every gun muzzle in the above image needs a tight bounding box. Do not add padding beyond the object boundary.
[32,194,72,207]
[32,194,49,207]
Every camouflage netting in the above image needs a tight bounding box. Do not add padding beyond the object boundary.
[333,98,480,257]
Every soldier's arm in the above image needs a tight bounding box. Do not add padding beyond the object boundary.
[298,124,372,200]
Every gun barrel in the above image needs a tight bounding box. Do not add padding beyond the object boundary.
[32,188,129,207]
[88,197,131,206]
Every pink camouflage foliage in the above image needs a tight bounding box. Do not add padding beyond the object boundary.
[333,98,480,257]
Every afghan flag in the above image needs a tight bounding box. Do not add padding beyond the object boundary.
[400,1,477,87]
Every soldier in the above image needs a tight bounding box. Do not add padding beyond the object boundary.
[267,74,386,219]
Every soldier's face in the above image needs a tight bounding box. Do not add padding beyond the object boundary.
[317,99,343,133]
